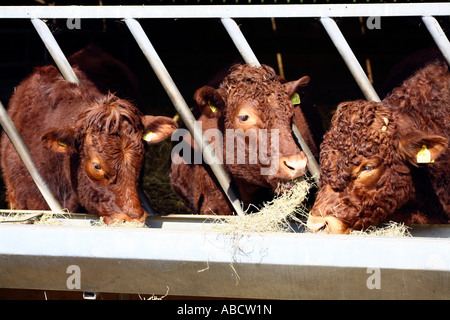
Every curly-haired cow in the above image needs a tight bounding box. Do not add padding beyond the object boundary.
[1,60,177,224]
[170,64,317,215]
[307,60,449,234]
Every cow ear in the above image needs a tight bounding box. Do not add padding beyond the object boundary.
[193,86,225,118]
[41,127,77,153]
[142,116,178,144]
[398,131,448,166]
[283,76,310,99]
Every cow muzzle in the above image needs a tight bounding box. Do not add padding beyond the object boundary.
[277,153,308,180]
[306,214,351,234]
[101,211,147,225]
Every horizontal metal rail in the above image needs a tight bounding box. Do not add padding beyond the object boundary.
[0,223,448,299]
[0,4,449,19]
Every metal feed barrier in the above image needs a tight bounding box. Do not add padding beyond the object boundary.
[0,4,449,299]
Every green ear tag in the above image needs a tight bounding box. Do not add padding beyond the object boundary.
[290,93,301,105]
[58,141,67,147]
[417,145,433,164]
[143,131,153,142]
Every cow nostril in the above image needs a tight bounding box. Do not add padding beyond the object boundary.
[284,160,295,171]
[318,221,328,232]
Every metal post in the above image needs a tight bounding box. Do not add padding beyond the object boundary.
[292,124,321,184]
[0,101,63,212]
[221,18,321,182]
[31,18,80,85]
[125,18,245,216]
[321,17,381,102]
[422,16,450,66]
[221,18,260,67]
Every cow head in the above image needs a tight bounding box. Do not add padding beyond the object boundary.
[307,100,448,234]
[41,94,178,224]
[193,64,309,192]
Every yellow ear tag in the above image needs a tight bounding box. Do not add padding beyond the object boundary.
[58,141,67,147]
[143,131,153,142]
[290,93,301,105]
[209,104,217,113]
[417,145,434,164]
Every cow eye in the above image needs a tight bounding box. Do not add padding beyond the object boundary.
[362,165,374,171]
[238,115,249,121]
[93,163,102,171]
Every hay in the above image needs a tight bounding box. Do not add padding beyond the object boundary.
[0,210,71,225]
[0,210,146,228]
[213,177,313,234]
[93,216,147,228]
[142,139,193,215]
[350,221,412,237]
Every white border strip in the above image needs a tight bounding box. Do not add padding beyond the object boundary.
[0,4,449,19]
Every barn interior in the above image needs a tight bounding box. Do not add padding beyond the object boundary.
[0,1,448,215]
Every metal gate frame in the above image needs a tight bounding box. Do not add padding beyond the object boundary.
[0,4,449,299]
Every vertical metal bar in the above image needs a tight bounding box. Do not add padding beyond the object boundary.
[321,17,381,102]
[0,101,63,212]
[422,16,450,66]
[124,18,245,216]
[221,18,261,67]
[221,17,321,183]
[292,124,321,184]
[31,18,80,85]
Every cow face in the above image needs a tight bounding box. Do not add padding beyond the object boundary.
[41,95,177,224]
[193,64,309,191]
[307,101,448,234]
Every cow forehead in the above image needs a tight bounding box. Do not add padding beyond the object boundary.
[83,130,144,169]
[221,65,293,114]
[227,90,293,119]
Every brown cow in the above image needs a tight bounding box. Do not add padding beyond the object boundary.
[1,64,177,224]
[170,64,315,215]
[307,60,449,234]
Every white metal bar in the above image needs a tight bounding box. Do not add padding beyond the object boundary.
[321,17,381,102]
[221,18,260,67]
[292,123,321,183]
[0,224,448,298]
[0,4,449,19]
[31,18,80,85]
[0,101,63,212]
[422,16,450,66]
[124,18,244,217]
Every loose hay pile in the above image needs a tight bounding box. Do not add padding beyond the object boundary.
[213,177,313,234]
[0,210,146,228]
[0,210,70,225]
[93,216,147,228]
[349,221,411,237]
